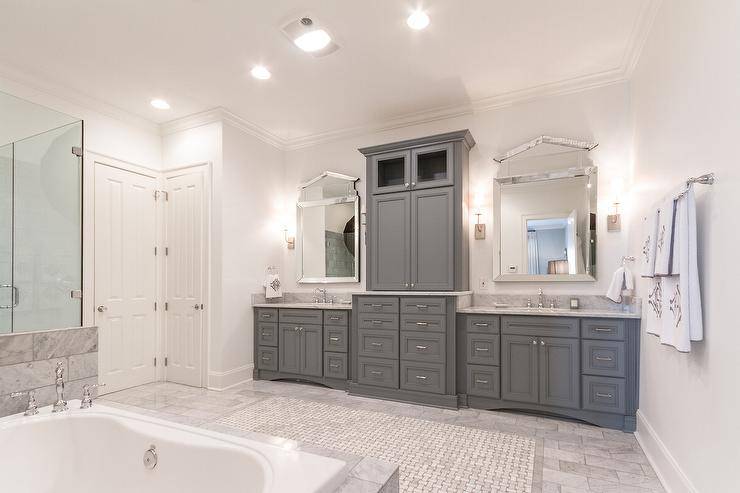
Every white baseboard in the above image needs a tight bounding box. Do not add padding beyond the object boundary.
[635,410,697,493]
[206,363,253,391]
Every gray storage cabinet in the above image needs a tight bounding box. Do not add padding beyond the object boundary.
[360,130,475,291]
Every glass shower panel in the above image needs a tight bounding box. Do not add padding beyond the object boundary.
[12,122,82,332]
[0,144,11,334]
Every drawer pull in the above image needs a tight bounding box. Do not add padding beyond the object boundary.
[415,322,429,327]
[329,337,340,342]
[594,356,614,362]
[474,347,489,352]
[415,345,428,350]
[473,322,489,327]
[415,375,428,380]
[329,316,341,321]
[329,363,341,369]
[369,370,383,376]
[370,342,383,347]
[371,320,383,324]
[261,356,271,361]
[261,331,270,336]
[593,327,613,332]
[595,392,614,399]
[370,304,383,308]
[415,304,428,309]
[261,314,272,318]
[475,379,489,385]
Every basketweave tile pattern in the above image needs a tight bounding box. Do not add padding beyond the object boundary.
[217,396,536,493]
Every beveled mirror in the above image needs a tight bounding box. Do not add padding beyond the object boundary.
[297,171,360,283]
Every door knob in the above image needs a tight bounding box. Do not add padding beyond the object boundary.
[97,305,107,313]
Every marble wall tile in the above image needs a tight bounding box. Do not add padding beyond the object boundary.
[0,333,33,366]
[33,326,97,360]
[0,358,68,395]
[68,351,98,380]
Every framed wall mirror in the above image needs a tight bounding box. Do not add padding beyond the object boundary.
[494,165,597,282]
[297,171,360,284]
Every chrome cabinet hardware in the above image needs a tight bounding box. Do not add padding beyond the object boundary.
[261,313,272,318]
[371,320,383,324]
[473,322,489,327]
[474,379,489,385]
[474,347,489,352]
[52,361,68,413]
[595,392,614,399]
[594,356,614,361]
[415,304,428,309]
[370,342,383,347]
[370,370,383,376]
[329,316,340,321]
[329,363,341,369]
[415,375,427,380]
[415,345,428,350]
[405,283,410,287]
[411,182,416,187]
[261,331,270,336]
[593,327,613,332]
[370,303,383,308]
[415,321,429,326]
[329,336,340,342]
[294,326,304,332]
[80,383,106,409]
[261,356,271,361]
[404,182,410,188]
[532,339,537,345]
[10,390,38,416]
[410,283,415,288]
[540,340,545,346]
[96,305,107,312]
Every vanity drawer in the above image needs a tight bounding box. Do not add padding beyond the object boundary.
[581,319,626,341]
[502,316,579,338]
[256,322,278,347]
[467,365,500,399]
[400,361,445,394]
[357,357,398,389]
[400,297,446,315]
[324,310,349,326]
[465,315,500,334]
[400,331,445,363]
[358,329,398,358]
[400,314,446,333]
[467,333,500,366]
[582,340,626,378]
[257,346,278,372]
[356,296,399,314]
[358,312,399,330]
[324,352,348,380]
[278,309,323,325]
[582,376,626,414]
[324,325,348,353]
[256,308,278,322]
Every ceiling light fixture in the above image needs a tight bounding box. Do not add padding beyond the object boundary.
[294,28,332,52]
[251,65,272,80]
[407,9,430,30]
[281,16,339,57]
[150,99,170,110]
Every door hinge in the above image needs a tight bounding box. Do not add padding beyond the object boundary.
[165,247,169,256]
[154,302,157,311]
[71,146,83,157]
[165,357,168,367]
[154,190,169,201]
[154,246,158,256]
[154,357,157,367]
[165,302,169,311]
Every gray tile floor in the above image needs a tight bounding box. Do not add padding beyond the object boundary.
[100,380,663,493]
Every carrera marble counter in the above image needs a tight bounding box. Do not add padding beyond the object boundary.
[351,291,473,296]
[252,302,352,310]
[457,305,641,319]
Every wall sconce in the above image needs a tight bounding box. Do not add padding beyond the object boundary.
[607,202,621,232]
[474,213,486,240]
[283,228,295,249]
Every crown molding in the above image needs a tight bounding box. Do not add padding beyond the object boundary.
[0,63,160,135]
[621,0,663,78]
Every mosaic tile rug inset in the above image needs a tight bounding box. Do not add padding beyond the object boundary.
[217,397,535,492]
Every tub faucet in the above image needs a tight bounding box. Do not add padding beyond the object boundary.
[537,288,545,309]
[52,361,68,413]
[80,383,106,409]
[10,390,39,416]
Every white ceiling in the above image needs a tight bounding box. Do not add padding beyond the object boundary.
[0,0,656,146]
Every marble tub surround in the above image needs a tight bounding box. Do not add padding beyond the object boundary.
[0,326,98,417]
[473,293,641,315]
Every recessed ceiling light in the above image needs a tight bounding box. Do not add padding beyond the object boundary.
[251,65,272,80]
[407,10,430,30]
[150,98,170,110]
[294,28,332,53]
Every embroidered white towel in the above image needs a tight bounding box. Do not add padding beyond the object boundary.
[264,273,282,299]
[606,266,634,303]
[645,278,663,338]
[640,209,659,277]
[654,198,676,276]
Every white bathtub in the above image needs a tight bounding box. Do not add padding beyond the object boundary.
[0,401,346,493]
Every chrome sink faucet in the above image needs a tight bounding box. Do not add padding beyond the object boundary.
[537,288,545,309]
[313,287,327,304]
[52,361,68,413]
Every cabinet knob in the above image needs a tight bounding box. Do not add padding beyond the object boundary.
[532,339,537,345]
[540,340,545,346]
[411,182,416,187]
[404,183,410,188]
[410,283,415,288]
[404,283,409,288]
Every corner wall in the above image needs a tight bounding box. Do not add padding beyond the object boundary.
[628,0,740,491]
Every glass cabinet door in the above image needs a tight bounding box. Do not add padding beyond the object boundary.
[370,150,410,194]
[0,144,11,334]
[411,143,454,189]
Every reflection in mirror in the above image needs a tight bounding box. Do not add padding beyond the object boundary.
[496,166,597,282]
[297,172,360,283]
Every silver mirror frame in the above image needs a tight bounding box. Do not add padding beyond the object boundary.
[296,172,360,284]
[493,166,597,283]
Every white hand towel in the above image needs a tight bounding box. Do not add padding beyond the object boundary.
[645,277,663,338]
[606,266,633,303]
[264,273,282,299]
[654,198,676,276]
[640,209,659,278]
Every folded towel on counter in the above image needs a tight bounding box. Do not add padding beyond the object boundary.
[606,265,634,303]
[640,209,659,278]
[264,273,282,299]
[654,197,676,276]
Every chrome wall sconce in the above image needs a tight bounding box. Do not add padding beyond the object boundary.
[474,213,486,240]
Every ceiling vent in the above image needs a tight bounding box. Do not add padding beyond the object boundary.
[281,15,340,57]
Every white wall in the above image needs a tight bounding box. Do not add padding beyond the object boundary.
[282,83,633,295]
[628,1,740,491]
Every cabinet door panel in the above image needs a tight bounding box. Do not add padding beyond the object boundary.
[539,337,580,409]
[301,325,323,377]
[501,335,539,403]
[370,193,410,290]
[411,143,454,189]
[279,324,301,374]
[370,151,411,195]
[410,188,454,291]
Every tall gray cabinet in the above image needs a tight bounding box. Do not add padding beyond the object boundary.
[360,130,475,291]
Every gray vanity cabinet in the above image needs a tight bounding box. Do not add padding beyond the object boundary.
[501,334,539,403]
[370,192,411,290]
[538,337,580,409]
[278,324,301,374]
[361,130,475,291]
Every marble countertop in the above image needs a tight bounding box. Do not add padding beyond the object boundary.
[253,302,352,310]
[350,291,473,297]
[458,305,641,319]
